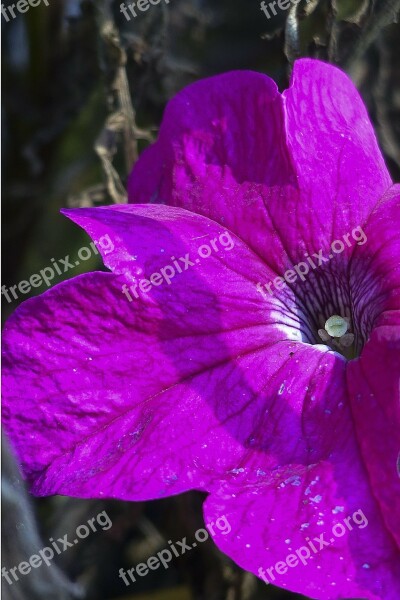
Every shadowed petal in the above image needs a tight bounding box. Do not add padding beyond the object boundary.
[2,205,347,501]
[128,70,300,273]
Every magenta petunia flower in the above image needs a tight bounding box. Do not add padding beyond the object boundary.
[2,59,400,599]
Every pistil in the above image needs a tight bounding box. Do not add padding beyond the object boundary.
[318,315,355,359]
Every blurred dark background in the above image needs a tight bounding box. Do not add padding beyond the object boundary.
[2,0,400,598]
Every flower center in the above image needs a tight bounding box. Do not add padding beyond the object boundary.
[279,251,380,360]
[318,315,355,359]
[277,254,387,360]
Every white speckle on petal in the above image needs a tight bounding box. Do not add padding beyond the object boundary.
[310,495,322,504]
[285,475,301,486]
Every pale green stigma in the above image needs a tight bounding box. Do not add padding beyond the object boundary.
[324,315,349,338]
[318,315,355,358]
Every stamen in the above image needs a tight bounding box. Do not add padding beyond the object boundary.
[338,333,355,348]
[318,329,331,342]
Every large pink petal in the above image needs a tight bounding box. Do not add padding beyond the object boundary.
[128,61,392,274]
[204,438,400,599]
[128,70,297,273]
[281,59,392,252]
[347,186,400,546]
[3,205,347,501]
